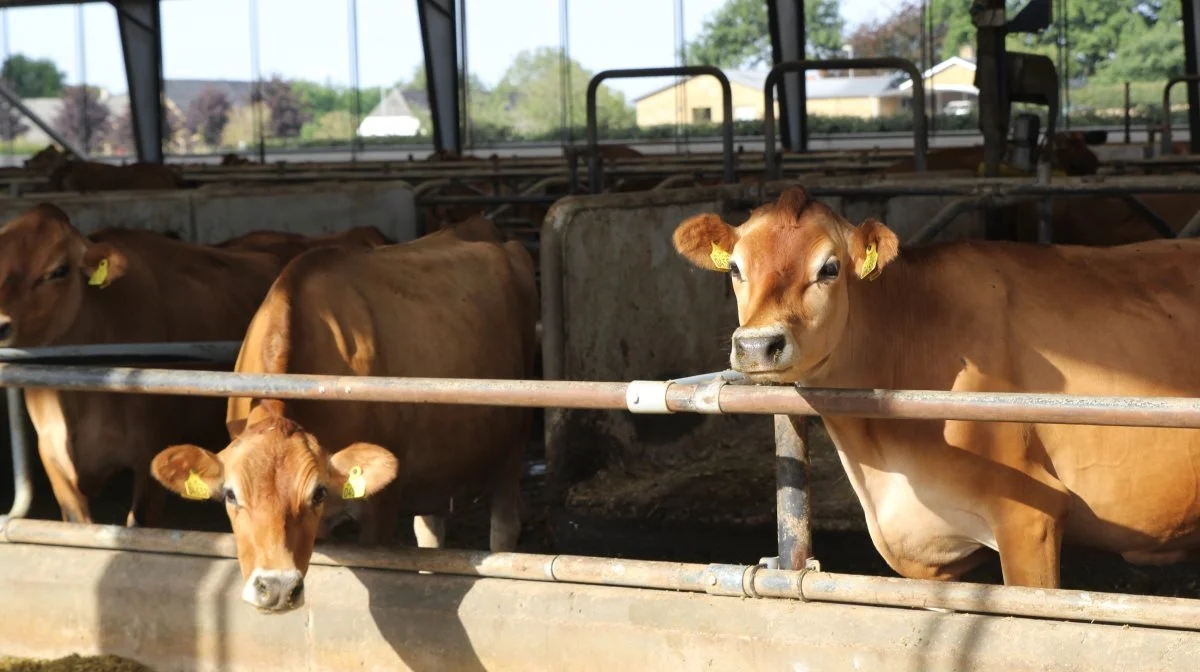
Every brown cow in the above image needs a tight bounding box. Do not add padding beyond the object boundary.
[0,204,283,527]
[215,226,394,265]
[151,217,538,611]
[220,153,255,166]
[48,160,183,192]
[673,185,1200,588]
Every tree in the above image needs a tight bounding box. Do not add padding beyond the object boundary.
[221,102,272,148]
[685,0,846,68]
[0,55,66,98]
[489,47,634,134]
[846,0,976,70]
[52,86,111,154]
[291,80,383,121]
[110,103,185,155]
[0,96,29,141]
[187,87,232,147]
[251,75,311,138]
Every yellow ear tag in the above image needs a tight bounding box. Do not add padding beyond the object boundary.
[183,471,210,500]
[342,466,366,500]
[857,243,879,280]
[87,259,108,287]
[709,242,731,272]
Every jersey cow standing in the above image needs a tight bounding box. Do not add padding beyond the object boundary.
[152,219,538,612]
[672,185,1200,588]
[0,204,285,527]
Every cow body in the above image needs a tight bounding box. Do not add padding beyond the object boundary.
[152,218,538,611]
[673,186,1200,587]
[884,132,1100,176]
[0,205,282,526]
[49,160,183,192]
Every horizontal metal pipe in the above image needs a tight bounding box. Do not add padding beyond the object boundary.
[3,519,1197,632]
[6,363,1200,428]
[0,341,241,365]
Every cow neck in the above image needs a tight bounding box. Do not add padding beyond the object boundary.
[815,253,945,392]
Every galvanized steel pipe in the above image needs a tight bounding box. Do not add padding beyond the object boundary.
[8,363,1200,428]
[3,519,1197,632]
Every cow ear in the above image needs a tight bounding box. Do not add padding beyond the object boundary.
[328,443,398,500]
[80,242,128,289]
[848,218,899,281]
[152,444,224,502]
[672,213,738,272]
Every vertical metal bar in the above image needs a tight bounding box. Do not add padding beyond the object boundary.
[767,0,807,153]
[249,0,265,163]
[115,0,166,164]
[75,4,90,156]
[417,0,461,154]
[1182,0,1200,154]
[459,0,470,150]
[1124,81,1132,145]
[348,0,361,161]
[774,415,811,570]
[4,387,31,522]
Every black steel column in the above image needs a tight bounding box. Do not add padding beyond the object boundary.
[114,0,164,164]
[767,0,807,153]
[417,0,461,154]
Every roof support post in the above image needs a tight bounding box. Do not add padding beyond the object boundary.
[416,0,461,155]
[113,0,164,164]
[767,0,808,154]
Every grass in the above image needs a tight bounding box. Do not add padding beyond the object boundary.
[0,655,155,672]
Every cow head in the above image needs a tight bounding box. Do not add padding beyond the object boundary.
[150,400,397,613]
[672,185,898,383]
[0,204,128,347]
[24,145,67,174]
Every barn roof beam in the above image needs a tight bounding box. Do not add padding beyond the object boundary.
[416,0,461,155]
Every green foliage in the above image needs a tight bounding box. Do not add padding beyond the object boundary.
[291,80,383,120]
[0,54,65,98]
[685,0,845,68]
[487,47,633,133]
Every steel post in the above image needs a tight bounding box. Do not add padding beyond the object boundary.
[114,0,165,164]
[774,415,811,570]
[2,387,30,523]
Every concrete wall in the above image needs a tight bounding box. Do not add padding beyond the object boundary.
[0,180,419,244]
[0,541,1193,672]
[541,176,984,533]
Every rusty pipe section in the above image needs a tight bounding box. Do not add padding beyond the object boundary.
[8,363,1200,428]
[4,519,1199,632]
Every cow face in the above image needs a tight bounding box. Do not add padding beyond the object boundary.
[151,402,397,613]
[672,186,898,383]
[0,204,127,347]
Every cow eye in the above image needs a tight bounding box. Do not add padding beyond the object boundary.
[818,258,840,281]
[44,264,70,281]
[312,484,327,507]
[224,489,238,506]
[729,261,742,281]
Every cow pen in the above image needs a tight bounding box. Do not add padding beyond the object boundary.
[1,360,1200,670]
[4,174,1200,669]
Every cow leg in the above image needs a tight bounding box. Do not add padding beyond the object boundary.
[413,515,446,548]
[37,436,92,524]
[489,449,524,553]
[993,511,1065,588]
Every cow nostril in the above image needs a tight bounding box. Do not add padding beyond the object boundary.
[289,583,304,605]
[254,577,269,600]
[766,335,786,361]
[0,321,13,341]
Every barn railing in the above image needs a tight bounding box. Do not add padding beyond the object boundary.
[1,360,1200,631]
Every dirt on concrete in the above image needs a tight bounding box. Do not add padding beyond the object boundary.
[0,655,154,672]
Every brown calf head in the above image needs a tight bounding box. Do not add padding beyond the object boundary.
[151,401,398,613]
[672,185,899,383]
[0,204,128,347]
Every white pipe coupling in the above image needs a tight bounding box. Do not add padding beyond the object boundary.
[625,380,674,414]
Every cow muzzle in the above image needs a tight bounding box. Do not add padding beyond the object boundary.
[730,325,796,374]
[242,568,305,612]
[0,318,14,346]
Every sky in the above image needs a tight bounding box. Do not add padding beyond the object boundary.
[0,0,887,103]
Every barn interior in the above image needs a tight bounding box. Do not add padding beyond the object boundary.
[0,0,1199,669]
